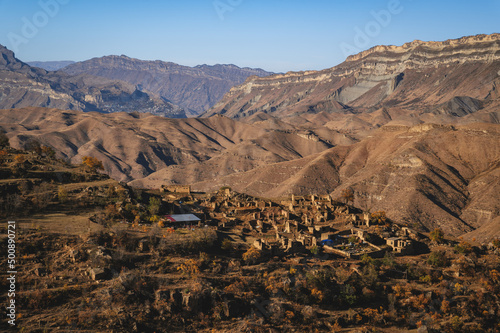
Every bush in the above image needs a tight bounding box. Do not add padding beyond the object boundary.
[341,188,354,204]
[427,251,448,267]
[454,241,473,254]
[370,211,387,224]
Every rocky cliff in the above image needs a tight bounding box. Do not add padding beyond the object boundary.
[203,33,500,127]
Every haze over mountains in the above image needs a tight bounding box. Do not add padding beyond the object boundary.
[1,33,499,239]
[27,60,76,71]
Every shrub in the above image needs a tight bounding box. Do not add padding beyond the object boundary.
[0,150,7,164]
[177,259,200,276]
[14,154,26,164]
[341,188,354,204]
[454,241,473,254]
[221,239,233,251]
[41,146,56,159]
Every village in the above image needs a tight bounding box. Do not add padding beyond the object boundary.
[158,185,423,260]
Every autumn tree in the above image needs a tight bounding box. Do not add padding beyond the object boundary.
[14,154,26,164]
[0,150,7,164]
[430,228,445,244]
[242,246,261,264]
[341,188,354,204]
[370,211,387,224]
[82,156,104,172]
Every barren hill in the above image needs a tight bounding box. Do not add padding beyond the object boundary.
[156,123,498,238]
[0,107,347,183]
[0,45,185,118]
[62,56,273,114]
[203,34,500,133]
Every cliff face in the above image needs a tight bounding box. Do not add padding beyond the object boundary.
[62,56,273,114]
[203,34,500,122]
[0,45,186,118]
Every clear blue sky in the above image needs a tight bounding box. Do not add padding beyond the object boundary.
[0,0,498,72]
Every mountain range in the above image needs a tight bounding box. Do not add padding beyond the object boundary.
[1,46,273,117]
[62,56,273,114]
[1,33,499,240]
[0,44,185,117]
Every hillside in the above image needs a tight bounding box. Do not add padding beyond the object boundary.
[62,56,273,114]
[0,45,186,118]
[0,107,347,183]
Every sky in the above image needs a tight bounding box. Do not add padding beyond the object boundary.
[0,0,498,73]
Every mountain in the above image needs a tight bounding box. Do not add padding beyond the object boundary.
[62,56,273,114]
[0,45,186,117]
[27,60,76,71]
[203,34,500,133]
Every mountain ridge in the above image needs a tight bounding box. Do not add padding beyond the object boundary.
[202,33,500,129]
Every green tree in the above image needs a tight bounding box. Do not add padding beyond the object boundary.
[148,197,162,216]
[0,132,9,148]
[428,251,448,267]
